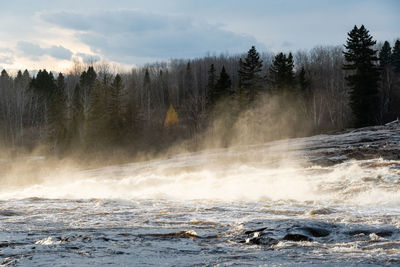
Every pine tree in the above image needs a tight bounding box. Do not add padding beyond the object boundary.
[0,70,11,141]
[86,80,107,147]
[30,69,57,100]
[390,40,400,120]
[207,64,216,89]
[269,52,295,91]
[379,41,392,67]
[238,46,263,102]
[206,64,216,108]
[79,66,97,115]
[392,40,400,73]
[108,74,125,142]
[143,68,151,122]
[70,84,85,144]
[48,73,68,152]
[29,69,57,127]
[343,25,380,127]
[214,66,232,100]
[378,41,393,121]
[184,61,194,99]
[80,66,97,88]
[298,66,310,93]
[206,65,232,111]
[160,70,170,106]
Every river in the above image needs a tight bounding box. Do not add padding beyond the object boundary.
[1,125,399,266]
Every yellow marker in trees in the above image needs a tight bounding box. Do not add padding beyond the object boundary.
[164,104,179,127]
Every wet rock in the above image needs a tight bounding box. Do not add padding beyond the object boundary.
[308,208,335,215]
[0,210,21,216]
[245,236,278,246]
[0,241,9,248]
[347,229,393,238]
[283,234,313,242]
[300,226,330,237]
[65,246,80,250]
[1,257,17,266]
[375,230,393,237]
[143,230,200,240]
[244,227,268,235]
[0,241,25,248]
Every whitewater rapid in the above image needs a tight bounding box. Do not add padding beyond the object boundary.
[0,125,399,266]
[1,156,399,206]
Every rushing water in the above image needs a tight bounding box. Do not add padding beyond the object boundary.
[1,127,400,266]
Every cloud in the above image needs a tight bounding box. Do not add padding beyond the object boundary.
[16,41,72,60]
[0,55,14,65]
[76,53,101,63]
[41,9,265,64]
[47,45,73,60]
[281,41,292,48]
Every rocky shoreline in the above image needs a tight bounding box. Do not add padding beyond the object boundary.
[304,123,400,166]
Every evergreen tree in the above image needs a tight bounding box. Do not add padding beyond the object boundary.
[184,61,194,98]
[0,70,11,138]
[160,70,170,106]
[80,66,97,88]
[30,69,57,100]
[389,40,400,120]
[13,69,30,90]
[238,46,263,102]
[206,64,217,108]
[392,40,400,73]
[48,73,68,152]
[79,66,97,114]
[29,69,57,127]
[298,66,311,93]
[23,69,30,81]
[15,70,23,83]
[143,68,151,122]
[343,25,380,127]
[206,65,232,111]
[70,84,85,144]
[378,41,393,121]
[108,74,125,142]
[214,66,232,101]
[379,41,392,67]
[1,69,9,81]
[207,64,216,92]
[86,80,107,147]
[269,52,295,91]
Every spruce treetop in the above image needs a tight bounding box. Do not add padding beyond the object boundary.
[238,46,264,102]
[343,25,378,70]
[392,40,400,73]
[269,52,295,90]
[379,41,392,67]
[343,25,380,127]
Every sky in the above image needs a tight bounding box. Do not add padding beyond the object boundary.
[0,0,398,73]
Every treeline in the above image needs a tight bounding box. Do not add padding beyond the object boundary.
[0,25,399,157]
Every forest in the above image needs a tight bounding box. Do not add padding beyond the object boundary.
[0,25,399,160]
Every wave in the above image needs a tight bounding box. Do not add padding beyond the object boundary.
[0,150,399,206]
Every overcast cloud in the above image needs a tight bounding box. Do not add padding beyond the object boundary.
[0,0,398,71]
[41,9,264,64]
[17,41,73,60]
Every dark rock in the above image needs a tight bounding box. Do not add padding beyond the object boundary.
[244,236,278,246]
[283,234,313,242]
[300,227,330,237]
[347,229,393,237]
[244,227,268,235]
[375,230,393,237]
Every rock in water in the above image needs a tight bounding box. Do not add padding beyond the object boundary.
[283,234,313,242]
